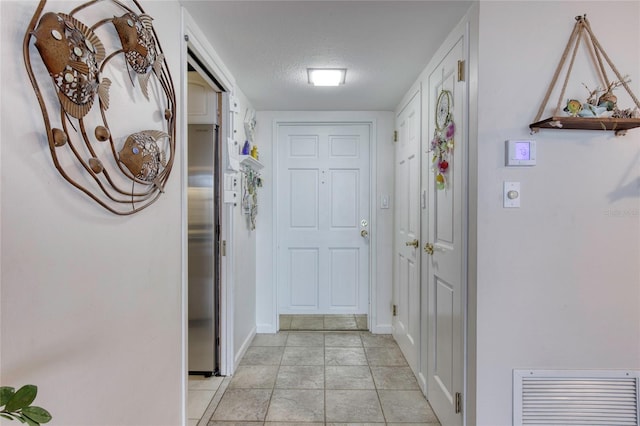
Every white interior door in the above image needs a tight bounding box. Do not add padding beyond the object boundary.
[277,124,370,314]
[426,36,465,426]
[393,91,421,374]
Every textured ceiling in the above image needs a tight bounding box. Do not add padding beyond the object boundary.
[180,1,473,111]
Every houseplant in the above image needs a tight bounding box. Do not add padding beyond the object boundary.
[0,385,51,425]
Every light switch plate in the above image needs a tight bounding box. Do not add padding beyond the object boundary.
[504,181,521,208]
[380,195,390,209]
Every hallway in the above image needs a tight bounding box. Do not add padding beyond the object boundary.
[193,331,440,425]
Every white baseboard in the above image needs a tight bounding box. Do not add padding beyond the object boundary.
[371,324,393,334]
[418,372,428,395]
[234,326,256,368]
[256,323,277,334]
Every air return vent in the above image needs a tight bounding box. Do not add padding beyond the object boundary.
[514,370,640,426]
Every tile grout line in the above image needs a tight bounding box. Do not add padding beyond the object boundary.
[197,376,230,426]
[364,334,389,424]
[262,332,286,423]
[323,331,327,425]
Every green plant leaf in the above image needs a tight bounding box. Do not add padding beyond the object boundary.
[0,412,16,420]
[5,385,37,412]
[22,406,52,424]
[0,386,16,406]
[20,414,38,426]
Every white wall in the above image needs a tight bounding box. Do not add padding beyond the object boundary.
[475,2,640,425]
[255,111,395,334]
[231,89,257,363]
[1,1,184,425]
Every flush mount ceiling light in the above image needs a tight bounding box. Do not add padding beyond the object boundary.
[307,68,346,86]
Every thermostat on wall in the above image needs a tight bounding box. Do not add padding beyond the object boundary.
[505,140,536,166]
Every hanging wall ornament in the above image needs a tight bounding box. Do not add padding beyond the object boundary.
[31,12,110,120]
[112,12,165,100]
[430,89,455,190]
[23,0,176,215]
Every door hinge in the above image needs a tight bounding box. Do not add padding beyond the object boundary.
[457,60,465,82]
[393,130,398,142]
[455,392,462,414]
[392,304,397,316]
[222,240,227,256]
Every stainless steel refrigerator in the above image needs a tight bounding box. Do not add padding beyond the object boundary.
[188,123,219,376]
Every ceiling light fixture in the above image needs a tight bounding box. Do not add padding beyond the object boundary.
[307,68,347,86]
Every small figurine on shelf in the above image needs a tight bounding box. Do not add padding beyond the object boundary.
[563,99,583,116]
[250,145,259,160]
[578,104,607,117]
[598,91,617,111]
[242,140,251,155]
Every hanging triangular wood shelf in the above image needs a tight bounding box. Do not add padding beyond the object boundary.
[529,15,640,136]
[531,116,640,136]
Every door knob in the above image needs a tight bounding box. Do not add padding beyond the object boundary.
[405,239,419,248]
[361,229,368,238]
[424,243,434,255]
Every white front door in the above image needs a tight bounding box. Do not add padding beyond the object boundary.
[393,90,421,374]
[425,36,466,426]
[277,124,370,314]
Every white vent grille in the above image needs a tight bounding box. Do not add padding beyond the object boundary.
[514,370,640,426]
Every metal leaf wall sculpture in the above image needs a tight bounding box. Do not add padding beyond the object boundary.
[23,0,177,215]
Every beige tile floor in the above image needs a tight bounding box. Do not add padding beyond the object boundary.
[187,375,225,425]
[280,314,368,331]
[202,330,441,425]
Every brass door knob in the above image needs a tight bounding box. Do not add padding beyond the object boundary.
[405,239,419,248]
[424,243,434,255]
[361,229,368,238]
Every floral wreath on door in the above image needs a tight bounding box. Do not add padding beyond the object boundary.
[430,89,455,190]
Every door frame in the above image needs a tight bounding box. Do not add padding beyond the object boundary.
[271,115,379,331]
[181,6,237,401]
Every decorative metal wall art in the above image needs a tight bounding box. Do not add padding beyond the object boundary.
[23,0,176,215]
[430,89,455,190]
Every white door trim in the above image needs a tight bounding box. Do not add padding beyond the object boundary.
[271,115,378,331]
[181,8,236,392]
